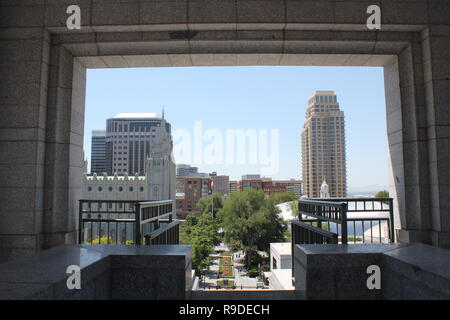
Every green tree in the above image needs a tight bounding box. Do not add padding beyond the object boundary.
[196,192,223,217]
[289,200,299,218]
[179,213,199,244]
[375,190,389,198]
[268,192,298,205]
[190,212,220,274]
[220,188,286,268]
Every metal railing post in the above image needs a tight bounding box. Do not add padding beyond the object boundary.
[135,202,141,245]
[291,223,295,278]
[78,200,83,244]
[389,198,395,242]
[341,203,348,244]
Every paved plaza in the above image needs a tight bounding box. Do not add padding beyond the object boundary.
[199,245,265,290]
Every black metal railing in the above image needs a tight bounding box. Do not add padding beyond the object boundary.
[316,197,395,244]
[293,198,395,245]
[297,199,348,242]
[144,220,180,245]
[291,197,396,278]
[78,199,179,245]
[292,220,338,245]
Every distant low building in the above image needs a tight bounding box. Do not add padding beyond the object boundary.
[242,174,261,180]
[176,164,199,177]
[210,172,230,196]
[176,175,212,218]
[229,181,238,194]
[233,176,302,197]
[272,179,302,198]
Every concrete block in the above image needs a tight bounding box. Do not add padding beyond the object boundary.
[99,55,129,68]
[0,141,41,164]
[0,187,39,212]
[382,1,428,24]
[141,0,187,24]
[0,210,41,234]
[0,39,48,62]
[91,2,140,26]
[386,108,402,134]
[97,40,189,56]
[0,4,45,27]
[238,30,283,41]
[76,56,108,68]
[286,1,334,24]
[94,270,112,299]
[121,55,150,67]
[190,53,215,66]
[44,2,91,29]
[168,54,192,67]
[382,267,403,299]
[335,1,381,25]
[279,53,307,66]
[426,57,450,82]
[428,0,450,24]
[49,45,74,89]
[0,104,42,128]
[237,0,285,23]
[0,60,46,84]
[147,54,171,67]
[188,0,235,24]
[430,36,450,59]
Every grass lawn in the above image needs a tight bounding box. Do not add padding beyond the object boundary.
[219,256,232,265]
[216,280,234,288]
[218,265,234,278]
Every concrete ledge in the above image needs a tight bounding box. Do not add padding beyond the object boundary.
[382,243,450,299]
[0,244,192,300]
[294,243,450,300]
[191,290,303,300]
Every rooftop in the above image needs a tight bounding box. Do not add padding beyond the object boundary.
[92,130,106,136]
[271,242,292,255]
[113,113,161,119]
[310,90,335,97]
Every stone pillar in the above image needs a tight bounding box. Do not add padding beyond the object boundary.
[0,17,50,261]
[421,26,450,248]
[43,43,85,248]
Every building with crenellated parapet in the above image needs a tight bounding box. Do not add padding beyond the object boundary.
[82,113,176,203]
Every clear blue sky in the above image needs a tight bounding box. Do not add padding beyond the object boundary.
[84,66,390,190]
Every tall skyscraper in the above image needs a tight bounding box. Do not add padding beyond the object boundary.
[301,91,347,198]
[105,113,172,175]
[91,130,106,173]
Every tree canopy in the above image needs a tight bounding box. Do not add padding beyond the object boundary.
[196,192,223,217]
[189,212,220,274]
[219,188,286,268]
[375,190,390,198]
[267,191,298,205]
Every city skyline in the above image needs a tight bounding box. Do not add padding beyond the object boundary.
[84,66,389,191]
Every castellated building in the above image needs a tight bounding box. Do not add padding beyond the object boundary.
[83,113,176,203]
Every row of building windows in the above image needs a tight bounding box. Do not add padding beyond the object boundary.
[87,186,145,192]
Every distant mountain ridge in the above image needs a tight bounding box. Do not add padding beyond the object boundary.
[347,185,390,196]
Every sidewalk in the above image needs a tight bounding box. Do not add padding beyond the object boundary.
[198,245,261,290]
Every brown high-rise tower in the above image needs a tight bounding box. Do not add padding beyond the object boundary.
[302,91,347,198]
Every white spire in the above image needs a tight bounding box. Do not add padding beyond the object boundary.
[320,180,330,198]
